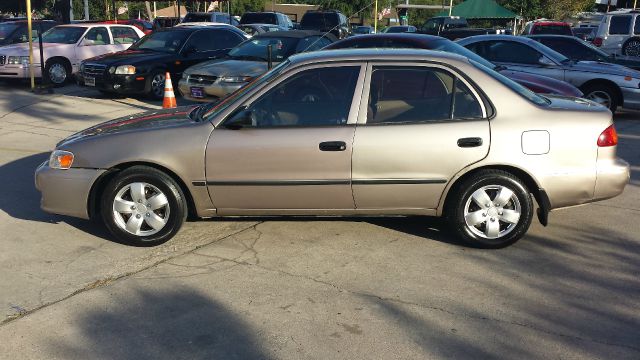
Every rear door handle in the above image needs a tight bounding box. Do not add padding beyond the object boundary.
[319,141,347,151]
[457,137,483,148]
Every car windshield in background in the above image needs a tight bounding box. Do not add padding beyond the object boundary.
[470,59,549,106]
[533,25,571,35]
[228,37,298,61]
[0,23,19,41]
[431,39,496,69]
[203,60,291,121]
[130,30,189,53]
[41,26,86,44]
[182,14,210,23]
[301,13,338,28]
[241,13,276,25]
[352,26,372,34]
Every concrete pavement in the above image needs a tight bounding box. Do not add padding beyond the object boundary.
[0,84,638,359]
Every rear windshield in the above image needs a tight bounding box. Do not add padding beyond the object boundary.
[240,13,277,25]
[532,24,572,35]
[182,13,211,23]
[470,59,549,106]
[300,13,338,29]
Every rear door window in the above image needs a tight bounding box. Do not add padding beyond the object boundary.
[484,40,543,65]
[609,15,632,35]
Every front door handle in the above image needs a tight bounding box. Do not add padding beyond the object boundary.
[319,141,347,151]
[457,137,483,148]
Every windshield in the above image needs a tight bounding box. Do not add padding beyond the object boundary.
[202,60,291,121]
[301,13,338,29]
[430,39,496,69]
[182,13,211,23]
[41,26,86,44]
[130,30,189,53]
[470,59,549,106]
[532,25,572,35]
[0,23,19,41]
[228,37,298,61]
[241,13,277,25]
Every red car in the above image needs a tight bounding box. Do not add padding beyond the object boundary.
[521,20,572,36]
[325,34,583,97]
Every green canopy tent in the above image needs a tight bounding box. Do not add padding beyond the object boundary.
[435,0,518,19]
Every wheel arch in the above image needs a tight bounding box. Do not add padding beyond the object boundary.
[45,56,72,72]
[440,164,546,221]
[579,78,623,106]
[87,161,197,221]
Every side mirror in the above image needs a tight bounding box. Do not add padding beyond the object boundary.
[538,56,555,66]
[223,109,254,130]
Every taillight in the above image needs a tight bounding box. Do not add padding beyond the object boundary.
[597,125,618,147]
[593,37,603,47]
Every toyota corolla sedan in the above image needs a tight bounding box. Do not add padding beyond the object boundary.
[35,49,630,248]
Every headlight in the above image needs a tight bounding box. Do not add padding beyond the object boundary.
[7,56,30,65]
[48,150,74,170]
[220,76,253,83]
[114,65,136,75]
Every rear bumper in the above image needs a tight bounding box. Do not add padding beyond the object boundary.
[35,161,106,219]
[593,157,630,201]
[621,87,640,110]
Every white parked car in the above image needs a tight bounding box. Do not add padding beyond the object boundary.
[0,24,145,86]
[593,9,640,56]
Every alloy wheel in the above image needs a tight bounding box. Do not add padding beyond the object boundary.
[585,90,612,109]
[463,185,522,240]
[112,182,170,236]
[625,40,640,56]
[151,73,166,98]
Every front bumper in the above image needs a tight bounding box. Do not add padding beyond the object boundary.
[0,63,42,79]
[621,86,640,110]
[78,72,147,95]
[35,161,106,219]
[177,77,244,102]
[593,157,630,201]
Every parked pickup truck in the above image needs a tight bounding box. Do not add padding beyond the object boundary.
[419,16,507,40]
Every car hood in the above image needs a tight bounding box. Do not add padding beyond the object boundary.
[84,48,175,65]
[0,42,65,55]
[57,106,197,147]
[502,69,583,97]
[184,59,269,77]
[570,60,640,77]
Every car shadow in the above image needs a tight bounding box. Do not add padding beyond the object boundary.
[45,286,267,359]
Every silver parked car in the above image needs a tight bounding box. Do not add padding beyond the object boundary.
[178,30,335,102]
[593,10,640,56]
[457,35,640,112]
[35,49,629,248]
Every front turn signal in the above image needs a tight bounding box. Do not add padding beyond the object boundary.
[49,150,74,170]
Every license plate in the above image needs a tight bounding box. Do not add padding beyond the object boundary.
[85,77,95,87]
[190,86,205,98]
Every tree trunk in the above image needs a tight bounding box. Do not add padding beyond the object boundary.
[144,1,153,20]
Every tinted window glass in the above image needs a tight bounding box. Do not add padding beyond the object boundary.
[83,27,110,45]
[532,24,571,35]
[635,16,640,35]
[295,36,330,52]
[484,41,542,65]
[300,13,339,29]
[609,15,632,35]
[367,67,455,123]
[240,13,277,25]
[111,26,139,44]
[182,13,211,23]
[246,66,360,127]
[453,80,483,119]
[538,38,596,60]
[0,23,19,41]
[186,29,242,51]
[130,30,189,53]
[41,26,86,44]
[469,59,549,106]
[229,36,298,61]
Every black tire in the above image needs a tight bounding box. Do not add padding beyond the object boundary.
[146,70,166,100]
[44,58,70,87]
[581,83,619,112]
[100,166,187,246]
[622,37,640,57]
[446,170,533,249]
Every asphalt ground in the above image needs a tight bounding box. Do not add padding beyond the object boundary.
[0,82,638,359]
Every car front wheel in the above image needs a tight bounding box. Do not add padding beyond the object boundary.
[100,166,187,246]
[447,170,533,248]
[44,59,70,87]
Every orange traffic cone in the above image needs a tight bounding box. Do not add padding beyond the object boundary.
[162,72,177,109]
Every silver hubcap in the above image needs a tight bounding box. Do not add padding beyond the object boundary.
[585,90,612,109]
[48,63,67,84]
[151,74,165,98]
[625,41,640,56]
[112,182,170,236]
[463,185,521,240]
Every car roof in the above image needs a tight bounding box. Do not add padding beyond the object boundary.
[288,48,468,66]
[253,30,333,39]
[459,34,536,44]
[55,23,137,29]
[337,33,443,42]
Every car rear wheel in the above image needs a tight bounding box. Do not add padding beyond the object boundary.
[100,166,187,246]
[44,59,69,87]
[447,170,533,248]
[582,83,619,112]
[622,38,640,57]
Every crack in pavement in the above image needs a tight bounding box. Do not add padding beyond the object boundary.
[0,221,262,326]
